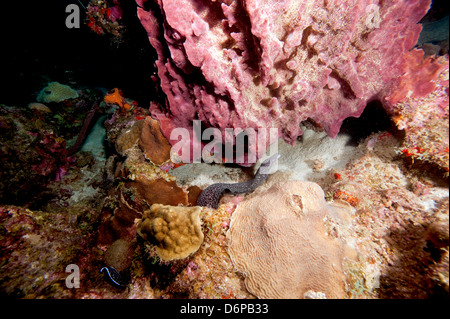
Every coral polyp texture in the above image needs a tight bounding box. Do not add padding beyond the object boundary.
[138,204,204,261]
[226,181,354,299]
[136,0,430,161]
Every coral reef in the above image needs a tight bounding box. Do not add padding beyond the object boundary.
[227,181,355,298]
[136,0,430,162]
[0,107,69,204]
[0,84,109,205]
[2,99,447,299]
[125,202,253,299]
[0,170,107,299]
[0,206,82,298]
[322,130,449,298]
[99,104,191,246]
[138,204,204,261]
[104,104,149,150]
[127,175,188,206]
[115,119,145,155]
[1,0,449,301]
[387,53,449,173]
[86,0,125,38]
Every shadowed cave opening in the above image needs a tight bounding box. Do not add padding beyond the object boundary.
[339,100,398,146]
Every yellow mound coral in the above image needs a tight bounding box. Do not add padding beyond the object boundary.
[138,204,204,261]
[227,181,354,299]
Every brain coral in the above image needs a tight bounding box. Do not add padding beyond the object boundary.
[227,181,352,298]
[138,204,204,261]
[136,0,430,162]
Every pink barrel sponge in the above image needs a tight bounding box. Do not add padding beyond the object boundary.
[136,0,431,162]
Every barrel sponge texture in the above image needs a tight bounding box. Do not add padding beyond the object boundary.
[138,204,204,261]
[227,181,348,298]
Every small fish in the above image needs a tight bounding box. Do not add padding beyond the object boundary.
[100,266,127,288]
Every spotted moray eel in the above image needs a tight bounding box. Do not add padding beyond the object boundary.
[196,153,280,209]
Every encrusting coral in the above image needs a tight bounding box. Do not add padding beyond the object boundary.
[138,204,204,261]
[127,176,188,207]
[386,52,449,173]
[115,119,145,155]
[226,180,355,298]
[138,116,172,165]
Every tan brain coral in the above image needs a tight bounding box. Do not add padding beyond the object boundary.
[227,181,353,299]
[138,204,204,261]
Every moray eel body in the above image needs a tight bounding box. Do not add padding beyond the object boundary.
[196,153,280,209]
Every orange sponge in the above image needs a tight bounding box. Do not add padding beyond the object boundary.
[104,88,132,111]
